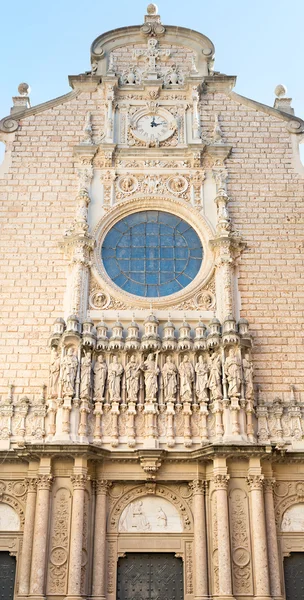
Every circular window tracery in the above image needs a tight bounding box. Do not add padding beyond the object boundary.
[101,210,203,298]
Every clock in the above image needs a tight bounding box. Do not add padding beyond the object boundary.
[129,108,176,145]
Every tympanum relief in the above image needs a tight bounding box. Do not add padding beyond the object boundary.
[119,496,183,533]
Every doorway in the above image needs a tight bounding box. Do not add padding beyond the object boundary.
[0,552,16,600]
[284,552,304,600]
[117,552,184,600]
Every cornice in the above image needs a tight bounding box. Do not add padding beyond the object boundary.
[228,90,304,133]
[0,89,81,134]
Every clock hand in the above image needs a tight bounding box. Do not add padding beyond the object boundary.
[153,121,167,127]
[150,116,157,127]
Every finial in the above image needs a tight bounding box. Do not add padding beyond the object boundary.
[274,84,287,98]
[18,82,31,96]
[147,3,158,14]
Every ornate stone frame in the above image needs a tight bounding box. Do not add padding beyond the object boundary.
[106,484,194,600]
[92,195,214,309]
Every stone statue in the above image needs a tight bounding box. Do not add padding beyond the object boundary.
[225,348,242,398]
[108,356,124,401]
[80,350,92,399]
[140,353,159,401]
[243,353,254,399]
[125,355,141,401]
[162,355,177,401]
[61,348,78,397]
[208,352,223,401]
[93,355,107,400]
[178,355,194,401]
[195,355,209,401]
[48,348,61,398]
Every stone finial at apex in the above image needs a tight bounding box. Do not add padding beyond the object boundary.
[147,3,158,15]
[274,84,287,98]
[18,82,31,96]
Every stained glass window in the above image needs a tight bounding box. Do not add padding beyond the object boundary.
[102,211,203,297]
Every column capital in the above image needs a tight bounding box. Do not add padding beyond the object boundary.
[71,473,88,490]
[213,473,230,490]
[94,479,112,495]
[37,474,53,490]
[190,479,206,495]
[263,477,276,494]
[25,477,38,493]
[247,474,264,491]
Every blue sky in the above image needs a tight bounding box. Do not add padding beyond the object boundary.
[1,0,304,124]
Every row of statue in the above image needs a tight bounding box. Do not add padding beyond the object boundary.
[49,347,254,403]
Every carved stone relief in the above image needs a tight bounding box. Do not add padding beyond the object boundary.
[119,496,183,532]
[109,485,193,533]
[47,487,71,595]
[281,503,304,532]
[229,487,253,595]
[0,503,20,531]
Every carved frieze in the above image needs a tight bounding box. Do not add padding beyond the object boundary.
[229,488,253,595]
[47,488,71,595]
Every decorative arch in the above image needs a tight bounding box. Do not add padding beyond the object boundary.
[0,502,20,531]
[92,195,214,310]
[0,495,25,530]
[108,483,193,533]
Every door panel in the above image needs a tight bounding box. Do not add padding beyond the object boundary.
[284,552,304,600]
[117,552,184,600]
[0,552,16,600]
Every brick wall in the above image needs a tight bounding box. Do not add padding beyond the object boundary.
[0,89,303,401]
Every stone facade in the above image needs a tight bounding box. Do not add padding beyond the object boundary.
[0,4,304,600]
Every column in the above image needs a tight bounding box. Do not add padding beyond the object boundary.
[92,480,111,600]
[30,474,53,599]
[19,478,38,597]
[247,475,271,599]
[191,480,209,600]
[264,478,283,599]
[213,474,234,599]
[66,473,88,599]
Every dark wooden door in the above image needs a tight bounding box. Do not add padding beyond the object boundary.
[0,552,16,600]
[117,552,184,600]
[284,552,304,600]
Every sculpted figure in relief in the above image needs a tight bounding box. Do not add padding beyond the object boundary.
[125,355,141,402]
[225,348,242,398]
[195,355,209,401]
[48,348,61,398]
[208,352,223,401]
[80,350,92,399]
[93,355,107,400]
[243,353,254,399]
[178,355,194,401]
[62,348,78,397]
[108,356,124,401]
[140,353,159,401]
[162,355,177,401]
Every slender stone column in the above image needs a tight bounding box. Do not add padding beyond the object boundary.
[66,473,88,599]
[247,475,271,599]
[29,474,53,599]
[191,480,209,600]
[264,478,283,599]
[213,474,234,599]
[92,480,111,600]
[19,478,38,597]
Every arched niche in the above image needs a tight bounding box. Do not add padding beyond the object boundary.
[281,503,304,532]
[119,495,183,533]
[0,502,20,531]
[108,484,193,533]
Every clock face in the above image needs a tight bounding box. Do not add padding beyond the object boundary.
[132,113,173,143]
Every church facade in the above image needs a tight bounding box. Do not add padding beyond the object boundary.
[0,4,304,599]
